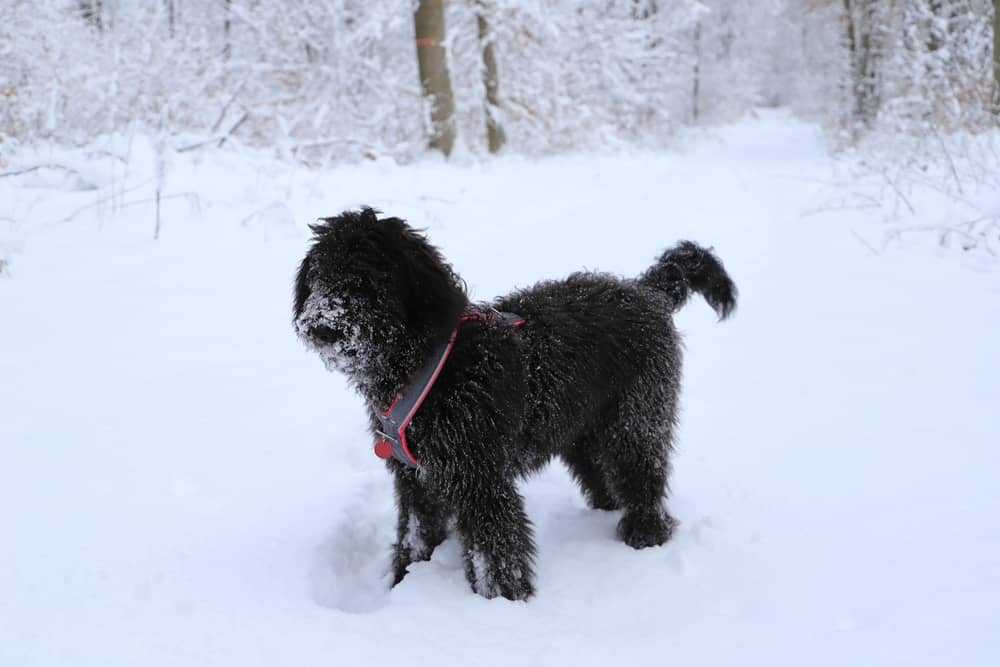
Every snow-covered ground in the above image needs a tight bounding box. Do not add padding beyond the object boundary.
[2,112,998,666]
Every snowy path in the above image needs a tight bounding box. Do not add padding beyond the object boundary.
[2,113,998,666]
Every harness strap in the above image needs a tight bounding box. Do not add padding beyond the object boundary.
[374,308,525,468]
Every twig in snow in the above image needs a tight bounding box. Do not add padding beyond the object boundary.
[84,150,128,164]
[800,192,881,218]
[210,80,247,134]
[176,111,249,153]
[216,111,248,149]
[49,192,200,227]
[0,164,84,179]
[930,125,965,196]
[851,229,881,256]
[885,224,997,257]
[879,167,916,216]
[154,188,162,240]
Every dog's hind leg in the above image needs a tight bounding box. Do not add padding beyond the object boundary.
[561,445,620,511]
[454,476,536,601]
[601,390,680,549]
[390,465,450,586]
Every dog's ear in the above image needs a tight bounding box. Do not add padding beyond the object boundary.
[382,219,467,336]
[292,254,312,319]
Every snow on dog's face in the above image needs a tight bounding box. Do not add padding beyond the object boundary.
[294,287,364,375]
[293,210,398,377]
[293,208,468,385]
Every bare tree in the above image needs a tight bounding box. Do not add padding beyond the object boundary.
[928,0,947,53]
[994,0,1000,115]
[79,0,103,31]
[12,0,993,161]
[167,0,176,39]
[692,20,702,123]
[475,0,505,153]
[632,0,658,20]
[842,0,880,128]
[224,0,232,61]
[414,0,456,156]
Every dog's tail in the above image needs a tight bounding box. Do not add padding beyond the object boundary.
[639,241,737,320]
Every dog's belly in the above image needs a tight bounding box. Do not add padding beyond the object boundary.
[515,441,559,475]
[510,329,680,468]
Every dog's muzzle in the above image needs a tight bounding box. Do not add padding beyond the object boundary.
[308,324,343,345]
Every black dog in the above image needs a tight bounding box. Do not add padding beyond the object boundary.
[294,208,736,600]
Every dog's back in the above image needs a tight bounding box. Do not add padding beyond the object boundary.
[494,243,736,470]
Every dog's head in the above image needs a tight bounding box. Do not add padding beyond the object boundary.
[293,208,467,381]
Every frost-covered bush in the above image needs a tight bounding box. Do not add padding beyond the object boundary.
[877,0,996,135]
[0,0,995,163]
[0,0,784,160]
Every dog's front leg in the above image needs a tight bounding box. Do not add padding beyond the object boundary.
[390,464,450,586]
[454,476,536,601]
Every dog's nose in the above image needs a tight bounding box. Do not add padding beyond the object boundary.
[310,325,341,344]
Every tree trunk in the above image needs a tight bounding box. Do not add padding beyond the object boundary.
[865,1,882,123]
[928,0,945,53]
[994,0,1000,115]
[476,1,505,153]
[843,0,861,121]
[167,0,176,39]
[80,0,103,31]
[692,21,701,124]
[631,0,657,20]
[858,2,879,124]
[843,0,879,128]
[414,0,456,157]
[224,0,232,61]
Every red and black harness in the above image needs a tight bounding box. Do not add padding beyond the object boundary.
[373,308,525,469]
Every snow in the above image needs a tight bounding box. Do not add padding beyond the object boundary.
[2,111,999,666]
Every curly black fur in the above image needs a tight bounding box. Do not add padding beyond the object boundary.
[293,207,737,601]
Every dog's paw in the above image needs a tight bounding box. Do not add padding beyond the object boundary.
[390,558,410,587]
[587,493,621,511]
[390,542,425,587]
[617,510,678,549]
[467,550,535,601]
[472,572,535,602]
